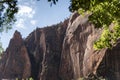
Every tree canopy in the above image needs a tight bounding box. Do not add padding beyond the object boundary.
[0,0,18,32]
[70,0,120,50]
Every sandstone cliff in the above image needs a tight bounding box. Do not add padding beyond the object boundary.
[0,31,31,79]
[0,12,120,80]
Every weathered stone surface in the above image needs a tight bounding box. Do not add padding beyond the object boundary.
[0,12,120,80]
[24,21,68,80]
[59,12,120,80]
[59,12,94,80]
[0,31,31,79]
[97,42,120,80]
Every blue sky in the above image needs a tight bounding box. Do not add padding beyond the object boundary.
[0,0,71,50]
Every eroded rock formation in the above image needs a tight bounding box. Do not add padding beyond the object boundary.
[0,12,120,80]
[0,31,31,79]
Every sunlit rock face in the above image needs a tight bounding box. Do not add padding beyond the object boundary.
[59,12,120,80]
[0,12,120,80]
[59,12,101,80]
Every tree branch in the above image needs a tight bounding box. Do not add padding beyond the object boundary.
[0,0,11,3]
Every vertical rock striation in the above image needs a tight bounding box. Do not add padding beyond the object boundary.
[24,21,68,80]
[0,12,120,80]
[59,12,120,80]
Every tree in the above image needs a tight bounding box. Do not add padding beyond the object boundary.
[47,0,58,5]
[0,0,59,32]
[69,0,120,50]
[0,0,18,32]
[0,0,19,53]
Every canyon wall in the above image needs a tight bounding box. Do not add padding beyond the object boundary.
[0,12,120,80]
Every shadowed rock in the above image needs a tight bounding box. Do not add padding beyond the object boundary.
[0,30,31,79]
[24,21,67,80]
[0,12,120,80]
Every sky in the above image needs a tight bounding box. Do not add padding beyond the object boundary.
[0,0,71,50]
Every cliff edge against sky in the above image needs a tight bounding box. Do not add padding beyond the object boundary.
[0,12,120,80]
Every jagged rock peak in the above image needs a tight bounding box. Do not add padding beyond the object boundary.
[6,30,23,50]
[13,30,22,39]
[0,30,31,79]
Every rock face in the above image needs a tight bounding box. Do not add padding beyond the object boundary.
[0,31,31,79]
[24,22,68,80]
[0,12,120,80]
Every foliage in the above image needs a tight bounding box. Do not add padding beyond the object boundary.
[69,0,120,50]
[94,27,112,50]
[0,0,18,52]
[0,0,18,32]
[0,0,58,33]
[48,0,58,5]
[94,22,120,50]
[0,0,58,52]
